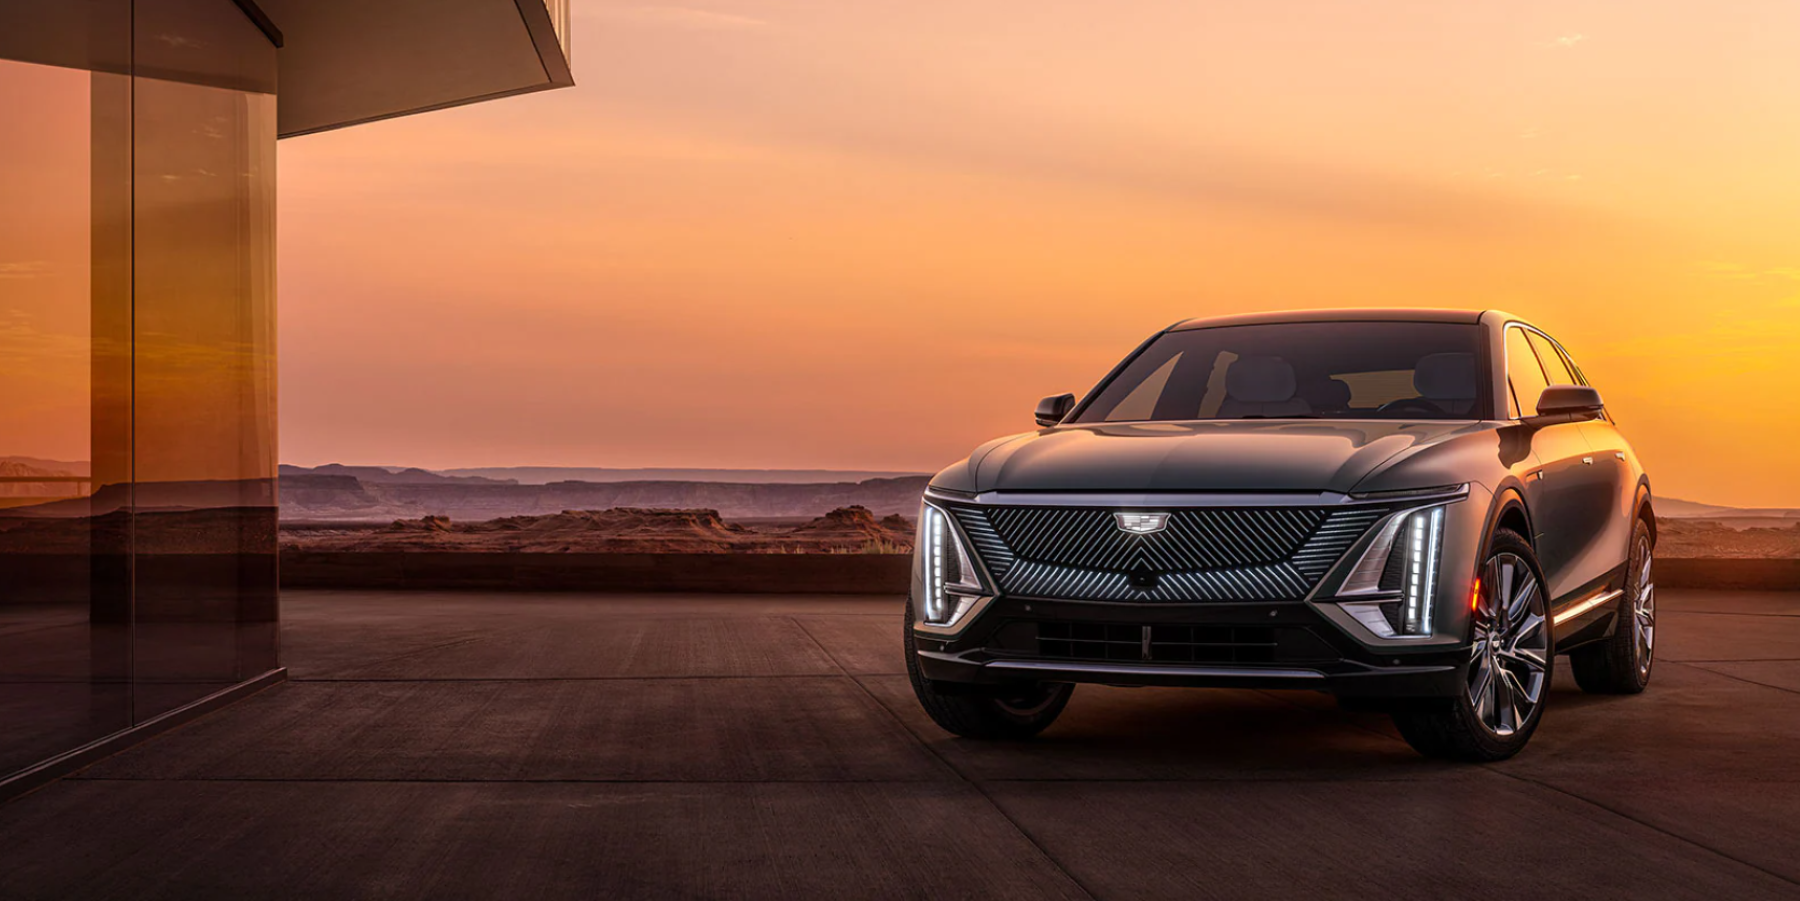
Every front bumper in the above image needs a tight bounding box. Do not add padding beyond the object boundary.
[912,595,1465,699]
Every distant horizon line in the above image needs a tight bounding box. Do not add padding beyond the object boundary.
[282,462,933,475]
[7,456,1794,511]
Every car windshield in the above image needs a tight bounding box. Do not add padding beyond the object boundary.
[1072,321,1490,423]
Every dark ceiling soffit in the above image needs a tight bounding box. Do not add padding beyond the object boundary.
[275,0,575,140]
[277,81,563,139]
[232,0,284,47]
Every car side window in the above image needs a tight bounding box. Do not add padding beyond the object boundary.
[1505,327,1551,417]
[1550,339,1589,387]
[1525,331,1577,386]
[1546,335,1610,422]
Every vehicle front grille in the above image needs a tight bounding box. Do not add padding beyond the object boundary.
[1036,622,1279,664]
[988,506,1321,571]
[950,503,1384,602]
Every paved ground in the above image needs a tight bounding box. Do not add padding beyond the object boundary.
[3,588,1800,900]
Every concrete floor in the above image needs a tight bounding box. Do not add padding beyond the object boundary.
[3,588,1800,900]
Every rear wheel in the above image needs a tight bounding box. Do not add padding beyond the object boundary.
[1571,519,1655,694]
[1393,528,1552,761]
[903,600,1072,739]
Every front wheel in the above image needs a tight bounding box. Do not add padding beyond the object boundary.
[903,600,1072,739]
[1392,528,1553,761]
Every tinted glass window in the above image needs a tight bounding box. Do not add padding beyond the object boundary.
[1551,337,1589,386]
[1104,353,1181,421]
[1073,322,1488,422]
[1525,331,1577,386]
[1505,327,1552,417]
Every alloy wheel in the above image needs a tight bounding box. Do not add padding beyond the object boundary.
[1469,552,1550,737]
[1632,535,1656,678]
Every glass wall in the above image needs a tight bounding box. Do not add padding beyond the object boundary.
[0,51,134,780]
[0,0,278,783]
[131,0,279,722]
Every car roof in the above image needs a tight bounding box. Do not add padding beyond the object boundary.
[1169,308,1489,331]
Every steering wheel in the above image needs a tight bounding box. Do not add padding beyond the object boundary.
[1376,397,1444,416]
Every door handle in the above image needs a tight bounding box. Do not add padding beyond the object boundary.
[1582,456,1594,465]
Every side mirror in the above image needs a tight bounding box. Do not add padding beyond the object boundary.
[1035,393,1076,427]
[1529,385,1604,423]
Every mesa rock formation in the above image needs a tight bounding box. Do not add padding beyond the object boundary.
[284,507,915,554]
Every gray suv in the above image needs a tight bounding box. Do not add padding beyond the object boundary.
[906,309,1656,760]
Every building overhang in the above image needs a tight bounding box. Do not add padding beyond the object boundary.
[258,0,573,138]
[0,0,574,138]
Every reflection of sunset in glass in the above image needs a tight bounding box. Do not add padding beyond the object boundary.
[0,65,89,467]
[269,3,1800,505]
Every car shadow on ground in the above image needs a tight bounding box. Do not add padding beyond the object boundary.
[876,681,1462,779]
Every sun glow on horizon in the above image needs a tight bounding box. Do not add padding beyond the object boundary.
[270,1,1800,507]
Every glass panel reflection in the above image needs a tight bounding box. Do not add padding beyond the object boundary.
[0,57,134,777]
[130,0,280,721]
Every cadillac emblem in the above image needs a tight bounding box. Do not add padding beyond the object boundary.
[1114,512,1170,534]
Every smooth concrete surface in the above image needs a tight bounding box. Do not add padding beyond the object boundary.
[278,551,914,594]
[1,588,1798,899]
[277,555,1800,594]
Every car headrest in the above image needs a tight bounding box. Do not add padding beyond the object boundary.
[1300,377,1352,410]
[1226,355,1298,404]
[1414,352,1476,400]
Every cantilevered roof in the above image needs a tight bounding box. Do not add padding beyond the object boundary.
[0,0,574,138]
[258,0,573,138]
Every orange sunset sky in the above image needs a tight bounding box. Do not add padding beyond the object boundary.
[272,1,1800,506]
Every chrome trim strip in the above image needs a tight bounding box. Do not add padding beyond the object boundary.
[1552,588,1622,626]
[1505,321,1595,421]
[1339,600,1402,638]
[921,500,1001,593]
[942,485,1468,508]
[984,660,1326,680]
[1331,598,1442,642]
[910,595,996,636]
[1337,514,1407,595]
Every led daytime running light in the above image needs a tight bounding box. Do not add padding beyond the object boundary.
[920,504,984,627]
[1402,506,1444,636]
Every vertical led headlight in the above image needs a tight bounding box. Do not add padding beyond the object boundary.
[1338,501,1452,639]
[1400,506,1445,636]
[920,503,986,626]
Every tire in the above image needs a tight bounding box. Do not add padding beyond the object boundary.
[1392,528,1553,762]
[903,600,1072,740]
[1571,518,1655,694]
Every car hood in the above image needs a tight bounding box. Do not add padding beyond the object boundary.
[952,420,1487,495]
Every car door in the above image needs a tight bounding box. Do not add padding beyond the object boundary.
[1505,325,1597,604]
[1547,336,1637,584]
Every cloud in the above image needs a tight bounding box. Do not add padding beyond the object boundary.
[1540,34,1587,49]
[0,311,88,362]
[1697,261,1757,280]
[0,261,49,279]
[1596,315,1800,364]
[1698,261,1800,282]
[589,6,770,31]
